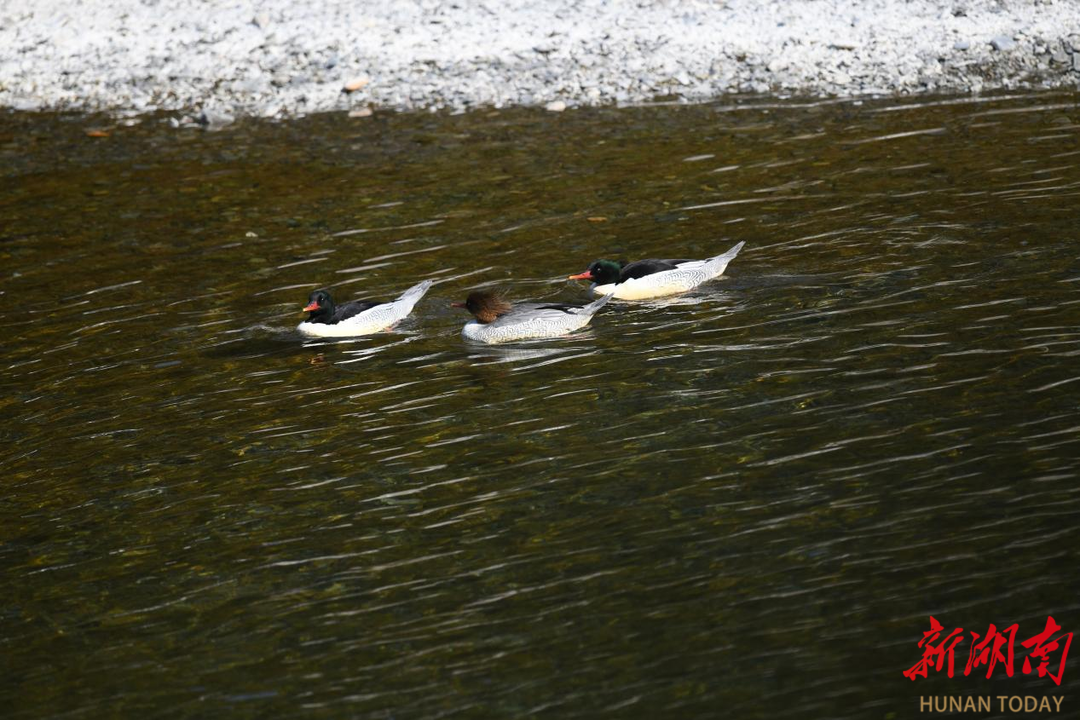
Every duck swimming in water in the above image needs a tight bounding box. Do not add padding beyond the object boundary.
[568,240,745,300]
[297,280,432,337]
[452,289,612,344]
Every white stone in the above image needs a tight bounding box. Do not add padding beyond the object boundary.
[1,0,1079,116]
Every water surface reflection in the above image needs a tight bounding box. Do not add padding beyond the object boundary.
[2,92,1079,718]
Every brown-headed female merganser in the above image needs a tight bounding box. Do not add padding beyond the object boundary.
[452,290,611,343]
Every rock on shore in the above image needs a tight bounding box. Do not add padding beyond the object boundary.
[1,0,1078,118]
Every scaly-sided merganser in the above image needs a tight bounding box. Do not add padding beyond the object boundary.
[568,240,745,300]
[297,280,432,337]
[452,290,612,344]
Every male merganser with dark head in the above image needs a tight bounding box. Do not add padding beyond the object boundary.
[452,289,612,344]
[297,280,432,337]
[568,240,745,300]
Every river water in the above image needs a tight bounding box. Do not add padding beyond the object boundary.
[2,92,1079,718]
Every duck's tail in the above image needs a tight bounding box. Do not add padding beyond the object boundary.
[574,291,614,316]
[396,279,434,307]
[704,240,746,277]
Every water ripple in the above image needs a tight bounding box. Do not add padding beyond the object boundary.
[3,93,1080,720]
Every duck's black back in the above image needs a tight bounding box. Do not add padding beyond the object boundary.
[332,300,381,323]
[619,259,694,282]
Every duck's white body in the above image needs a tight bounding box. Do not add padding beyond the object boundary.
[462,294,612,344]
[297,280,432,338]
[591,241,745,299]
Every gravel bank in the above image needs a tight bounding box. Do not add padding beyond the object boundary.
[2,0,1079,118]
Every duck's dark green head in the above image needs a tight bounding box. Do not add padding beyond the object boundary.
[568,259,622,285]
[303,289,335,323]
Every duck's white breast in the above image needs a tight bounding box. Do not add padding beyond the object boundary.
[592,255,734,300]
[592,272,697,300]
[591,282,617,297]
[297,313,388,337]
[297,303,398,338]
[297,281,431,338]
[462,312,593,344]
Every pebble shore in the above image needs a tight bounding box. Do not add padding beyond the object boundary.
[2,0,1079,119]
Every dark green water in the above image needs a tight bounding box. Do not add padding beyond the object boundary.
[2,92,1080,719]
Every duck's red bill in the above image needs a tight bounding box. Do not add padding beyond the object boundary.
[303,301,319,311]
[568,271,593,280]
[450,302,466,309]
